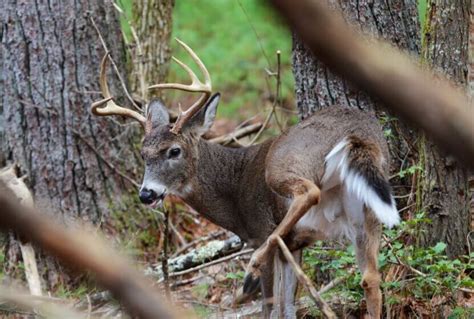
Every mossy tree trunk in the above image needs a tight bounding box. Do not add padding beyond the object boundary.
[419,0,471,257]
[0,0,140,287]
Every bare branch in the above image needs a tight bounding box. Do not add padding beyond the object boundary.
[0,181,185,319]
[275,236,337,319]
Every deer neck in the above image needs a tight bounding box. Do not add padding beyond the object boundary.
[181,139,266,237]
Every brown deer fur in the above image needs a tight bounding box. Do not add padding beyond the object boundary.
[139,96,398,318]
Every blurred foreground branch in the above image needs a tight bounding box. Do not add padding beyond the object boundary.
[0,180,185,319]
[271,0,474,169]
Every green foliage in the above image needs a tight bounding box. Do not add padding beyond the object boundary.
[171,0,294,120]
[115,0,294,123]
[55,283,91,299]
[192,283,210,301]
[396,164,423,179]
[225,270,245,280]
[304,213,473,312]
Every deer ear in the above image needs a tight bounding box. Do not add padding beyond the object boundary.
[146,99,170,133]
[184,93,220,136]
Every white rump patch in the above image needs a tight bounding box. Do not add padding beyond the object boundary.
[322,138,400,228]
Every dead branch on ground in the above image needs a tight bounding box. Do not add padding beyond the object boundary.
[147,236,246,279]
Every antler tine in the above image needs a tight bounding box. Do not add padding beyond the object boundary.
[148,38,212,134]
[91,53,146,127]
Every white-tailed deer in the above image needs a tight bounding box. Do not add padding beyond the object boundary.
[91,39,399,318]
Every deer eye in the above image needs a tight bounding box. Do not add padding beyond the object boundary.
[168,147,181,158]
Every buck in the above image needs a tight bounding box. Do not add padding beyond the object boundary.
[92,39,399,318]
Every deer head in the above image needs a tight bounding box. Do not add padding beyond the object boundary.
[91,39,218,208]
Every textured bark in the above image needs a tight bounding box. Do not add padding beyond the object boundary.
[292,0,420,182]
[420,0,471,257]
[0,0,140,222]
[130,0,174,100]
[292,0,420,117]
[291,0,471,256]
[0,0,141,286]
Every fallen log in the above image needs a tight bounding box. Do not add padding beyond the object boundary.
[146,235,244,279]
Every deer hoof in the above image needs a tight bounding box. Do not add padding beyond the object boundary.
[243,272,261,294]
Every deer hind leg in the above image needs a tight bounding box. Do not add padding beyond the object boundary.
[272,249,301,319]
[261,253,275,318]
[243,176,320,296]
[354,208,382,319]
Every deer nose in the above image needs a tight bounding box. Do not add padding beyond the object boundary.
[139,188,158,204]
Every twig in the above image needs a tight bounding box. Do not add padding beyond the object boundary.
[247,108,274,146]
[272,50,283,131]
[169,248,253,278]
[209,123,263,145]
[382,235,474,294]
[275,236,337,319]
[170,275,203,288]
[237,0,272,69]
[162,205,171,300]
[318,268,356,295]
[0,288,87,319]
[246,49,285,146]
[169,220,187,248]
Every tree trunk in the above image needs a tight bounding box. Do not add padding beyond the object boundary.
[292,1,420,187]
[0,0,140,287]
[130,0,174,100]
[419,0,471,257]
[292,0,471,256]
[292,0,420,117]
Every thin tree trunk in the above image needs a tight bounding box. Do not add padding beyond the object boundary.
[130,0,174,100]
[419,0,471,257]
[0,0,140,287]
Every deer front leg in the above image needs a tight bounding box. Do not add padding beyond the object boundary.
[243,177,320,295]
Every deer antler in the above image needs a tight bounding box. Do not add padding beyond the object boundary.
[148,38,212,134]
[91,53,146,127]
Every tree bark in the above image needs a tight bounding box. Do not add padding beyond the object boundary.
[0,0,140,286]
[292,0,420,117]
[130,0,174,100]
[292,0,420,189]
[419,0,471,257]
[292,0,471,256]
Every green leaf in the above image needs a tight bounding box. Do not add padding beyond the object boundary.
[432,242,447,254]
